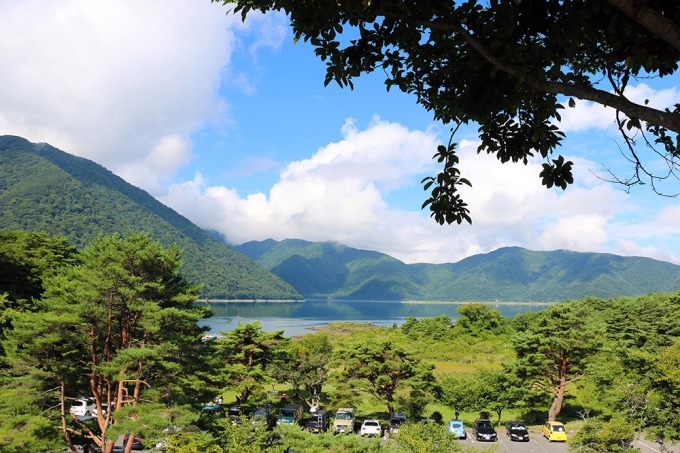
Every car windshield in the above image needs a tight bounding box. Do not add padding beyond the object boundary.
[511,425,526,430]
[553,425,565,432]
[451,422,462,428]
[364,421,379,426]
[228,409,241,417]
[280,410,295,418]
[336,413,352,420]
[478,421,493,429]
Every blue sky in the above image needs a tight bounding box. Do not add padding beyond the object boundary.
[1,0,679,265]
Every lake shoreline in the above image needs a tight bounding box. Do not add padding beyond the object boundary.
[198,298,555,305]
[197,299,304,303]
[199,299,555,337]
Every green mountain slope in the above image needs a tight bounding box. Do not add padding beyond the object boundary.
[235,240,680,301]
[0,135,300,301]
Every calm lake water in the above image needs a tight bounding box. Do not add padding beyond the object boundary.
[198,299,554,337]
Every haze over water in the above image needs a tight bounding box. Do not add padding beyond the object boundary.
[198,299,553,337]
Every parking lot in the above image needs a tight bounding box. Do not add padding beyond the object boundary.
[453,427,679,453]
[449,427,568,452]
[69,424,680,452]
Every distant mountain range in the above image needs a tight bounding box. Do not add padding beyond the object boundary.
[3,134,679,303]
[234,239,680,301]
[0,135,300,301]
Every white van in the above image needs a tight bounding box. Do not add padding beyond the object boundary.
[69,398,96,416]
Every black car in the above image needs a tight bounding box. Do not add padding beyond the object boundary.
[506,421,530,442]
[389,413,407,437]
[228,404,248,424]
[306,408,330,433]
[472,419,497,442]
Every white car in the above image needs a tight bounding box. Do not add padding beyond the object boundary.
[69,398,96,417]
[92,403,108,416]
[360,419,382,437]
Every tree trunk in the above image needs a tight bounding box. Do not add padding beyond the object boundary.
[548,352,568,421]
[59,380,77,453]
[239,386,251,404]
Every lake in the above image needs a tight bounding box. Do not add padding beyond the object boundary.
[198,299,554,337]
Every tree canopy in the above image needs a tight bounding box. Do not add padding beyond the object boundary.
[1,232,208,453]
[218,0,680,224]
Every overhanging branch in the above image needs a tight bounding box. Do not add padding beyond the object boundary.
[604,0,680,51]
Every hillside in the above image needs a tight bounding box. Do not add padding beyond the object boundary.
[0,135,300,300]
[235,239,680,301]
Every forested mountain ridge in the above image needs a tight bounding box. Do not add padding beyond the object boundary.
[0,135,300,300]
[235,239,680,301]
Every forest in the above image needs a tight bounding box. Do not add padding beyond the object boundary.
[1,229,679,452]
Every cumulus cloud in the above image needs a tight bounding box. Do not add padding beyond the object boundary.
[0,0,280,191]
[159,117,673,265]
[160,117,440,252]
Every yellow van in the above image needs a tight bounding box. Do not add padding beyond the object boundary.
[542,421,567,442]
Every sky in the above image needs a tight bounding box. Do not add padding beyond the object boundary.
[1,0,680,265]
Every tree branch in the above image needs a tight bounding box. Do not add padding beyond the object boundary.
[450,20,680,133]
[380,10,680,133]
[604,0,680,51]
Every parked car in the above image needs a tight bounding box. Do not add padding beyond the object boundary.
[505,421,530,441]
[197,403,226,431]
[448,419,467,439]
[542,421,567,442]
[389,413,407,437]
[472,418,497,442]
[123,434,145,450]
[333,408,355,434]
[91,403,108,416]
[305,407,330,433]
[228,404,247,424]
[360,419,382,437]
[252,404,276,429]
[277,404,304,425]
[69,398,96,417]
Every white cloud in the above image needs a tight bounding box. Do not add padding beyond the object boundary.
[559,100,615,133]
[160,117,441,253]
[160,118,664,265]
[557,83,680,133]
[0,0,243,189]
[615,240,680,264]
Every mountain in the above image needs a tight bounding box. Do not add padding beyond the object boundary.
[0,135,300,301]
[234,239,680,301]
